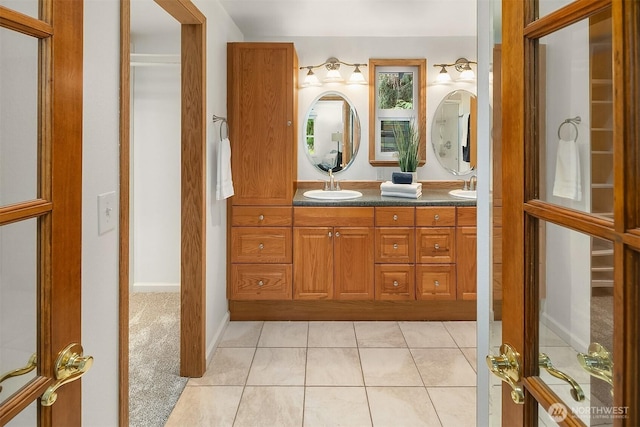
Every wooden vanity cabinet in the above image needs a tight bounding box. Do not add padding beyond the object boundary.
[456,207,477,300]
[374,207,415,300]
[293,207,374,300]
[227,43,298,301]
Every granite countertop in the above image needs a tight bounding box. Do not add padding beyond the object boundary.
[293,187,476,207]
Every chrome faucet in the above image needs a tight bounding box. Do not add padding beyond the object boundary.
[467,175,477,191]
[325,169,340,191]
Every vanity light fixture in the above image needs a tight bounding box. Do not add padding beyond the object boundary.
[432,58,477,84]
[299,57,367,87]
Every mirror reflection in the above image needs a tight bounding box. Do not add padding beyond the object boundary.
[303,92,360,174]
[431,89,477,175]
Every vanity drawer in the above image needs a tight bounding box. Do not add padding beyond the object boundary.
[416,264,456,300]
[415,207,456,227]
[416,228,456,263]
[232,206,292,226]
[294,207,374,227]
[375,265,415,300]
[230,264,292,300]
[375,228,415,263]
[231,227,292,263]
[375,207,415,227]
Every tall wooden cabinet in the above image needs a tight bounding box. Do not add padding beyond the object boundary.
[228,43,298,300]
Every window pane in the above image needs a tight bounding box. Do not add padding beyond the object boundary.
[377,71,414,109]
[380,120,410,153]
[538,0,574,19]
[0,218,38,404]
[0,28,39,206]
[538,221,615,426]
[0,0,38,20]
[538,9,613,220]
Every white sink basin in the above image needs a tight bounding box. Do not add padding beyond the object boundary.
[449,189,477,199]
[303,189,363,200]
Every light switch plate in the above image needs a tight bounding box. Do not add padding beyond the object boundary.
[98,191,116,235]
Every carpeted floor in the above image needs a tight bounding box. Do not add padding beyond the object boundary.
[129,292,187,427]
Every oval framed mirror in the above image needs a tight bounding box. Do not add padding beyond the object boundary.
[303,91,361,174]
[431,89,477,175]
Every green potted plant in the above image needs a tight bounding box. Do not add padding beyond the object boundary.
[393,121,420,176]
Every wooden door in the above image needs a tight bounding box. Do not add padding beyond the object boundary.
[293,227,333,299]
[496,0,639,425]
[334,227,374,300]
[0,0,86,425]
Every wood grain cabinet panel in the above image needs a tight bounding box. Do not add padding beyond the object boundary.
[231,264,292,300]
[416,227,456,263]
[416,264,456,300]
[334,227,374,300]
[375,207,415,226]
[456,226,477,300]
[416,206,456,226]
[231,227,292,263]
[375,264,415,300]
[293,227,334,299]
[375,227,415,263]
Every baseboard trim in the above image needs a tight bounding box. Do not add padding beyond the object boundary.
[206,311,230,366]
[132,282,180,293]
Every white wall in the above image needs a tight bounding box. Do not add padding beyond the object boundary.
[249,36,478,182]
[131,35,181,290]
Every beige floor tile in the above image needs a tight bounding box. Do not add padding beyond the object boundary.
[235,386,304,427]
[354,321,407,347]
[188,347,255,386]
[306,348,364,386]
[443,321,477,347]
[367,386,440,427]
[304,387,372,427]
[258,321,309,347]
[428,386,476,427]
[165,385,243,427]
[308,321,357,347]
[399,321,458,348]
[218,321,263,347]
[359,348,423,386]
[246,347,306,385]
[460,347,477,372]
[412,348,476,386]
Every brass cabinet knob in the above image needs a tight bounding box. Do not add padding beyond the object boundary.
[335,231,340,237]
[258,280,264,287]
[393,243,398,250]
[393,280,399,287]
[434,214,440,221]
[258,214,264,221]
[258,243,264,250]
[434,243,440,250]
[328,231,332,238]
[393,214,398,221]
[434,280,440,287]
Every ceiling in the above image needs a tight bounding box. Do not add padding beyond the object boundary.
[131,0,476,38]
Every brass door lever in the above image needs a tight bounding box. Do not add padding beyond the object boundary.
[0,353,37,393]
[41,343,93,406]
[486,343,525,404]
[577,342,613,396]
[539,353,585,401]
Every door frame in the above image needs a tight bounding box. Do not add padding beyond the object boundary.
[119,0,206,424]
[501,0,640,425]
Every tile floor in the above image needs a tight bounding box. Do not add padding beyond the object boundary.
[166,320,478,426]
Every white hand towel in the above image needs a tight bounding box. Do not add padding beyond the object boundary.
[552,138,582,201]
[381,190,422,199]
[380,181,422,194]
[216,137,235,200]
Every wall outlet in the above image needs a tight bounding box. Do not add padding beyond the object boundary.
[97,191,116,235]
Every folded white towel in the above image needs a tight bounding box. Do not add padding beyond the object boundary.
[552,138,581,201]
[380,181,422,194]
[216,137,235,200]
[381,190,422,199]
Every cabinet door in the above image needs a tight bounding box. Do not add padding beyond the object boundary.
[375,227,415,263]
[416,264,456,300]
[334,227,374,300]
[228,43,297,205]
[456,226,477,300]
[293,227,333,299]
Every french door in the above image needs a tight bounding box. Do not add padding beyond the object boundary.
[0,1,88,425]
[490,0,640,426]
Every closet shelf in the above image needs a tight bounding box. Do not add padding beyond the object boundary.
[591,266,614,272]
[591,183,613,189]
[592,249,614,256]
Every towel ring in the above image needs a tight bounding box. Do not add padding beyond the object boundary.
[557,116,581,141]
[212,114,229,140]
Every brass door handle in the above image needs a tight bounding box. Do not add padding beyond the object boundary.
[0,353,37,393]
[41,343,93,406]
[577,342,613,396]
[539,353,585,401]
[486,343,524,404]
